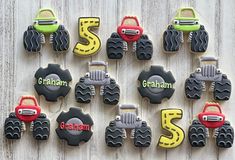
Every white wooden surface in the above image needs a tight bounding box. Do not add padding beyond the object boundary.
[1,0,235,159]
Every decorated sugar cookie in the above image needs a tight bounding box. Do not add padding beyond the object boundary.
[158,109,185,148]
[106,16,153,60]
[75,61,120,105]
[163,7,208,53]
[4,96,50,140]
[56,107,93,146]
[188,102,234,148]
[73,17,101,56]
[23,8,70,52]
[105,104,151,147]
[185,56,231,101]
[138,65,175,104]
[34,64,72,102]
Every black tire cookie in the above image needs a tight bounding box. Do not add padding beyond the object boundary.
[34,64,72,102]
[105,121,124,147]
[33,113,50,140]
[51,25,70,52]
[56,107,94,146]
[190,25,209,53]
[23,26,42,52]
[188,120,207,147]
[163,25,182,52]
[216,121,234,148]
[4,113,22,139]
[136,34,153,60]
[138,66,175,104]
[106,32,124,59]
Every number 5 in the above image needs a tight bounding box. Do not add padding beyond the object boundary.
[158,109,185,148]
[73,17,101,56]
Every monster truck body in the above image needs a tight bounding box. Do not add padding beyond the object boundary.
[33,8,59,33]
[198,103,225,128]
[117,16,143,42]
[15,96,41,123]
[173,7,200,32]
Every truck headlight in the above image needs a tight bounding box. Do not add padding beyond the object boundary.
[173,20,179,25]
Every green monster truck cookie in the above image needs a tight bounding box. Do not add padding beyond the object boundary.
[163,7,208,53]
[23,8,70,52]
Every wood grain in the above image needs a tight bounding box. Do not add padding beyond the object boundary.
[1,0,235,159]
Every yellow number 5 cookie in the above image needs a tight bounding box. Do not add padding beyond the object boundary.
[158,109,185,148]
[73,17,101,56]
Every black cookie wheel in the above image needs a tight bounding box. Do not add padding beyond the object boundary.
[163,25,182,52]
[56,107,94,146]
[4,113,22,139]
[136,34,153,60]
[214,74,231,101]
[134,121,151,147]
[75,78,92,103]
[103,79,120,105]
[33,113,50,140]
[216,121,234,148]
[106,32,124,59]
[105,121,123,147]
[185,74,203,99]
[188,120,207,147]
[34,64,72,102]
[138,66,175,104]
[23,25,42,52]
[191,25,209,52]
[52,25,70,52]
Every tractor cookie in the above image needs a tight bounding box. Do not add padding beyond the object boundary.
[75,61,120,105]
[106,16,153,60]
[56,107,93,146]
[34,64,72,102]
[138,66,175,104]
[105,104,151,147]
[23,8,70,52]
[185,56,231,101]
[4,96,50,140]
[188,102,234,148]
[163,7,208,53]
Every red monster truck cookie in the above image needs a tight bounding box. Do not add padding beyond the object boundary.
[106,16,153,60]
[4,96,50,140]
[188,102,234,148]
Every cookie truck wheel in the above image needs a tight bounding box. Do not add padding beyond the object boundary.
[33,113,50,140]
[105,121,124,147]
[163,25,182,52]
[106,33,124,59]
[103,79,120,105]
[23,26,42,52]
[34,64,72,102]
[51,25,70,52]
[75,78,92,103]
[216,121,234,148]
[4,113,22,139]
[134,121,152,147]
[190,25,208,53]
[214,75,231,101]
[188,120,207,147]
[56,107,93,146]
[138,66,175,104]
[136,34,153,60]
[185,75,203,99]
